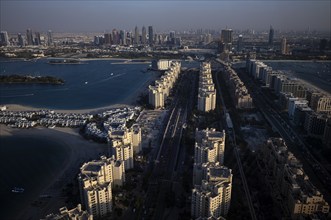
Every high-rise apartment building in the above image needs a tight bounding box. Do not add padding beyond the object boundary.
[109,129,134,170]
[198,62,217,112]
[131,124,142,154]
[194,128,226,165]
[148,61,181,109]
[148,26,154,45]
[78,156,125,218]
[191,163,232,219]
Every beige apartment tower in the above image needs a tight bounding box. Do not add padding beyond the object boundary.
[78,156,125,218]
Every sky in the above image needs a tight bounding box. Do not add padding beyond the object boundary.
[0,0,330,33]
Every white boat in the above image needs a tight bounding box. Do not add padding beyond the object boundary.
[85,81,88,84]
[111,73,114,76]
[12,187,24,193]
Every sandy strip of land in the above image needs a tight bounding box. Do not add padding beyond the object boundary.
[1,124,109,219]
[2,103,130,114]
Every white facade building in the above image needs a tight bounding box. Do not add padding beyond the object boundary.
[194,128,226,165]
[191,176,232,218]
[198,62,217,112]
[131,124,142,154]
[149,61,181,109]
[78,156,125,218]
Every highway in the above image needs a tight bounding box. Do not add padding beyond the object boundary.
[139,68,198,220]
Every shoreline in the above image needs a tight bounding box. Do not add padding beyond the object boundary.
[1,68,158,114]
[0,125,108,219]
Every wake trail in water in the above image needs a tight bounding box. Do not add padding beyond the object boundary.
[87,73,126,86]
[1,93,34,98]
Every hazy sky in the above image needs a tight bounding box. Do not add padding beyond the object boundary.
[1,0,330,33]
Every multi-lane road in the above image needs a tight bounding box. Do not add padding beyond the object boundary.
[139,68,198,220]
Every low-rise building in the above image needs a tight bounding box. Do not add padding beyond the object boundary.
[43,204,93,220]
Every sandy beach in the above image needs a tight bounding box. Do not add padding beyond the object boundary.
[0,124,109,219]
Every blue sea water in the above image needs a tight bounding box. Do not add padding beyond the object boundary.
[0,58,155,109]
[0,136,69,220]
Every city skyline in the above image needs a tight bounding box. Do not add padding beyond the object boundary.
[1,1,330,33]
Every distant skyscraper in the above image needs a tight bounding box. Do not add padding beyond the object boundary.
[281,37,287,55]
[268,25,274,46]
[112,29,119,45]
[26,28,34,45]
[34,32,41,45]
[17,33,25,47]
[141,26,147,45]
[148,26,154,46]
[47,30,53,46]
[104,33,111,45]
[120,30,126,45]
[221,29,233,52]
[237,34,243,52]
[0,31,10,46]
[221,29,233,44]
[134,26,139,45]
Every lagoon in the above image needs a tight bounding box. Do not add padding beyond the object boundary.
[0,58,155,109]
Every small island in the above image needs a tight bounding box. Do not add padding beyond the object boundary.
[48,59,81,64]
[0,75,65,85]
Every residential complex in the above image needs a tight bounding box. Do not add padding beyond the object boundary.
[78,156,125,218]
[246,59,331,144]
[192,128,232,219]
[222,62,253,109]
[149,61,181,109]
[260,138,329,218]
[197,62,217,112]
